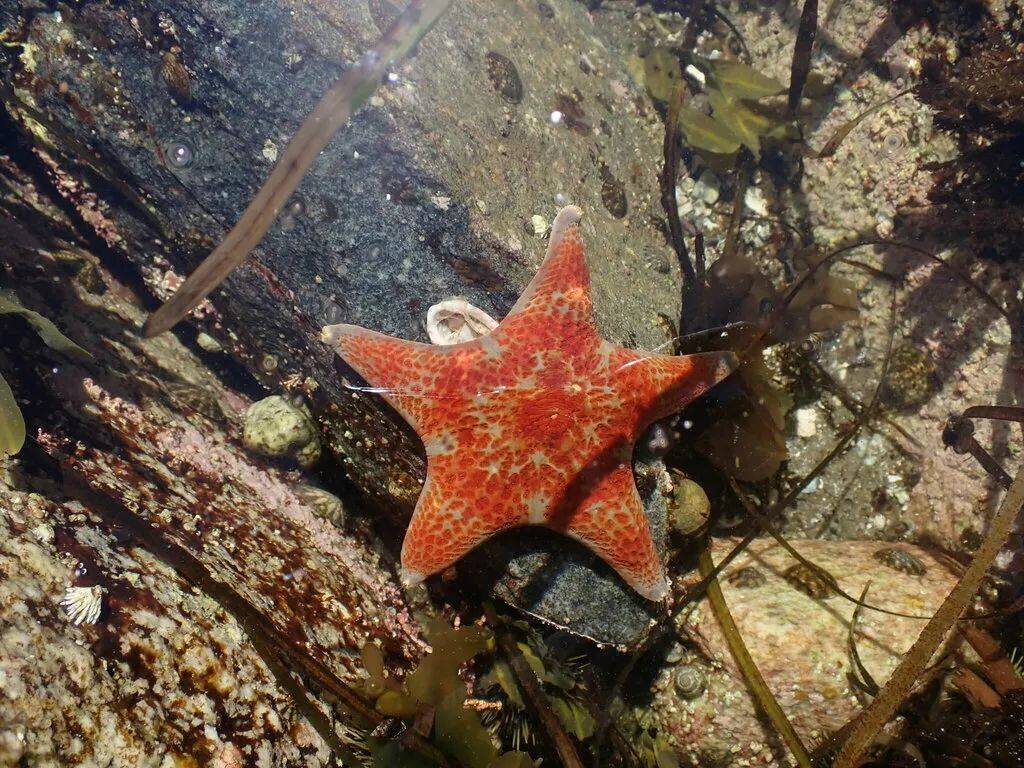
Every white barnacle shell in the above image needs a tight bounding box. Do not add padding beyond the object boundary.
[60,585,104,626]
[426,299,499,346]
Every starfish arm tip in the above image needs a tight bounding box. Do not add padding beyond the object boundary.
[320,322,363,349]
[640,574,670,602]
[399,567,426,588]
[551,204,583,238]
[718,350,741,380]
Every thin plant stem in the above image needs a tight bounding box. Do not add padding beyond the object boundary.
[698,543,813,768]
[143,0,455,337]
[833,462,1024,768]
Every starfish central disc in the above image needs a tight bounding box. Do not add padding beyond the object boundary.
[322,206,737,601]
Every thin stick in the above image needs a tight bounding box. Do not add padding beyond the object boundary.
[660,79,696,288]
[699,544,813,768]
[833,462,1024,768]
[142,0,455,337]
[721,156,750,265]
[483,604,585,768]
[788,0,819,113]
[959,624,1024,695]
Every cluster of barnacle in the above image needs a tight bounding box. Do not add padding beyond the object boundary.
[357,619,533,768]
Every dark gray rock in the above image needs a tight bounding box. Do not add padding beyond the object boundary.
[2,0,683,645]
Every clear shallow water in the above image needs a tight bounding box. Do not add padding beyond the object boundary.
[1,1,1022,766]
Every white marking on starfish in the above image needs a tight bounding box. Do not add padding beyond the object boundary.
[526,493,550,524]
[424,431,457,457]
[479,334,502,360]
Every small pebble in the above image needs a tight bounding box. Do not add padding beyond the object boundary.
[795,407,818,438]
[743,187,768,216]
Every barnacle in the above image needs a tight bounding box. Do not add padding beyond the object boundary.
[60,585,103,626]
[873,547,927,576]
[783,563,835,599]
[426,299,499,346]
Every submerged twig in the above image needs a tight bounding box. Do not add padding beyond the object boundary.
[951,666,1002,709]
[699,543,813,768]
[833,463,1024,768]
[660,79,697,289]
[814,88,913,158]
[720,155,751,265]
[848,583,881,697]
[142,0,455,337]
[483,604,585,768]
[959,624,1024,696]
[788,0,819,113]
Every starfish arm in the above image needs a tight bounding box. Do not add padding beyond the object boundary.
[501,206,595,333]
[610,348,738,425]
[399,465,520,585]
[559,462,668,601]
[321,323,457,427]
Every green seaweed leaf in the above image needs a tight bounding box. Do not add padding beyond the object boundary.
[654,736,681,768]
[677,107,741,155]
[0,289,91,359]
[368,738,436,768]
[434,689,499,768]
[709,60,785,99]
[407,619,492,706]
[361,642,387,696]
[0,372,26,457]
[550,697,595,741]
[375,689,419,718]
[481,657,525,707]
[708,90,777,154]
[643,48,683,103]
[488,753,533,768]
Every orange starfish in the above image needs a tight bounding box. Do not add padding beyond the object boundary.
[322,207,737,600]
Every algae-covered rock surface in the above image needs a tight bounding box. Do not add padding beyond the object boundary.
[1,0,687,644]
[652,538,959,767]
[2,0,1023,765]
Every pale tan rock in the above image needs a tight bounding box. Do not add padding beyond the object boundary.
[653,538,958,767]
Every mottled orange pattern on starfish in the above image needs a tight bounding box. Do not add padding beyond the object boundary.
[322,207,737,600]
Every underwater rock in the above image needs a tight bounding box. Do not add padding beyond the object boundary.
[0,224,423,766]
[243,395,322,468]
[0,0,684,645]
[652,538,959,767]
[462,456,669,648]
